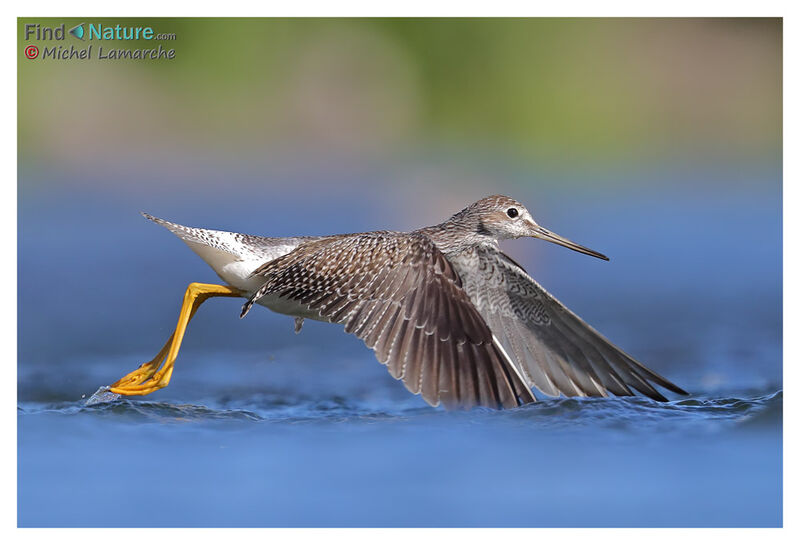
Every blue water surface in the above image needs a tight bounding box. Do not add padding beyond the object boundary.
[18,166,782,527]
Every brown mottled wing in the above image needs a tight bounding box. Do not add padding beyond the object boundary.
[450,246,688,402]
[242,232,534,409]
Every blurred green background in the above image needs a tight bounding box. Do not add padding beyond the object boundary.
[19,18,781,180]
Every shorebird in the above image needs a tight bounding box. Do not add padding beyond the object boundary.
[109,195,687,409]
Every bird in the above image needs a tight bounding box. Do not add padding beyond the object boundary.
[108,195,687,409]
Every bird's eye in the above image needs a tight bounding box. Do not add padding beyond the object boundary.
[506,208,519,218]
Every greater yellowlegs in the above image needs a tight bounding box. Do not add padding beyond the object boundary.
[109,195,687,409]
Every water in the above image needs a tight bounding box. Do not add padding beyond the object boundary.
[18,169,782,527]
[18,382,781,527]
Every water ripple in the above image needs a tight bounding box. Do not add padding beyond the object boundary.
[18,399,263,423]
[17,389,781,432]
[499,390,782,432]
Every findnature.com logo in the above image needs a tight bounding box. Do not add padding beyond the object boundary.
[23,22,177,61]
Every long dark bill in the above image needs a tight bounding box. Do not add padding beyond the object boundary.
[531,226,609,261]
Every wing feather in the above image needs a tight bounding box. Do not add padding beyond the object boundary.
[450,247,688,401]
[243,232,533,409]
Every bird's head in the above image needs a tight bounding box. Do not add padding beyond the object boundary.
[453,195,609,260]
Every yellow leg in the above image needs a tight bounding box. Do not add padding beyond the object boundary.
[110,283,244,396]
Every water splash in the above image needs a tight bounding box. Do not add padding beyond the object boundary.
[84,386,121,406]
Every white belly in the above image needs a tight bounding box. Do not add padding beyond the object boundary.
[217,258,269,293]
[255,293,330,322]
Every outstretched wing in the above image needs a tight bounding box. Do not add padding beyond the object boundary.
[242,232,534,409]
[450,246,688,401]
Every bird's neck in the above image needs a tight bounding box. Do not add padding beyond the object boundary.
[415,220,500,255]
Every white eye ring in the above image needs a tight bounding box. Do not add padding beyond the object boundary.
[506,207,519,218]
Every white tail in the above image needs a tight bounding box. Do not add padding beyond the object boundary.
[142,213,302,293]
